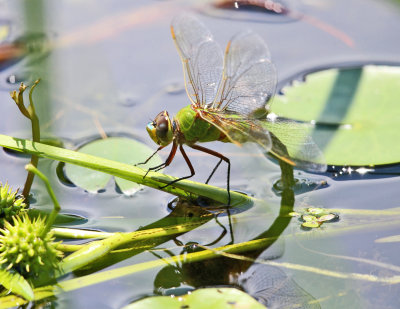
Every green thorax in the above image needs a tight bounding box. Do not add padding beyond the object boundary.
[175,105,222,144]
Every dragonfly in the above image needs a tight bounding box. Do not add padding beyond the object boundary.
[139,14,326,204]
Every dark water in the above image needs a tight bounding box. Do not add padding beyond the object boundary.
[0,0,400,308]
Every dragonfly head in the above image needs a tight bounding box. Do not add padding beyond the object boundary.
[146,111,174,146]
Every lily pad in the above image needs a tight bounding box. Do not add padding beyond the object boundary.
[65,137,162,195]
[271,65,400,166]
[122,287,265,309]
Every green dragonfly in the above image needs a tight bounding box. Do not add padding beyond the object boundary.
[140,15,326,204]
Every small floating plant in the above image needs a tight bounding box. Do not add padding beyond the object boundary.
[290,207,339,229]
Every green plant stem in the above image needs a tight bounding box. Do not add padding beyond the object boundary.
[57,217,210,275]
[55,243,83,252]
[25,163,60,237]
[22,81,41,198]
[52,227,114,239]
[10,80,42,200]
[0,134,252,206]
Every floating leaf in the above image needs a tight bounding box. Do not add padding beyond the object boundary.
[271,65,400,166]
[122,288,265,309]
[65,137,162,195]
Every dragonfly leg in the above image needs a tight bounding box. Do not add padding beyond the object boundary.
[143,143,178,179]
[160,144,195,189]
[205,158,223,184]
[189,144,231,206]
[135,145,165,166]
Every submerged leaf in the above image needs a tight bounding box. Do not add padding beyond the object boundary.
[65,137,162,195]
[272,65,400,166]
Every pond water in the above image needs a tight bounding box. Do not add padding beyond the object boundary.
[0,0,400,308]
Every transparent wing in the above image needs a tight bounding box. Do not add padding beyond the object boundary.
[171,14,223,106]
[199,110,326,172]
[264,115,327,172]
[198,109,272,152]
[212,31,277,116]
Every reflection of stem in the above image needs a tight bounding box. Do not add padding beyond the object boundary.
[246,137,295,252]
[248,160,294,254]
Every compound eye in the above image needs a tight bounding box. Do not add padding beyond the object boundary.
[156,116,169,138]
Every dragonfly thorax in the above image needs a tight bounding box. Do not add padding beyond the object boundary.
[146,111,174,146]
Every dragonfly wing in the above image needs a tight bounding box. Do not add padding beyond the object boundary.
[199,110,326,173]
[198,109,272,152]
[264,115,327,172]
[171,15,223,106]
[212,31,277,116]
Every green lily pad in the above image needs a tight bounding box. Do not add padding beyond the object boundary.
[122,288,265,309]
[65,137,162,195]
[271,65,400,166]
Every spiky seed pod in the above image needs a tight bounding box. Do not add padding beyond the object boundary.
[0,214,63,279]
[0,183,27,227]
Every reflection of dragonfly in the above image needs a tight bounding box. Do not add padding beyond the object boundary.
[140,15,326,203]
